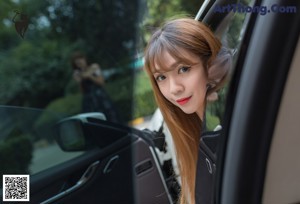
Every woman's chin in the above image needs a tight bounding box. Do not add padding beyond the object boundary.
[180,108,195,115]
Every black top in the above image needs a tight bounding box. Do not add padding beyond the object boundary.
[195,130,221,204]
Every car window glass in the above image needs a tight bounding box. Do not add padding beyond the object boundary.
[205,0,255,130]
[0,1,142,176]
[0,106,84,176]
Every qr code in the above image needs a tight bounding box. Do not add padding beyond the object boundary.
[2,175,30,201]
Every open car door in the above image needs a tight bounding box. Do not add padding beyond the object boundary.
[200,0,300,203]
[0,107,173,203]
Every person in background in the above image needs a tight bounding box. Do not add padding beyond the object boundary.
[144,18,231,204]
[71,52,120,123]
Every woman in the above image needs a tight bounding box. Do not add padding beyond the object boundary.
[71,52,120,123]
[144,18,231,203]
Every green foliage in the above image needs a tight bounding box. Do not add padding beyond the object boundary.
[34,93,83,130]
[0,134,33,175]
[64,78,81,95]
[133,90,156,119]
[0,40,73,107]
[205,111,220,131]
[104,73,134,122]
[105,70,156,121]
[0,129,33,187]
[132,70,156,118]
[226,13,246,48]
[40,0,140,67]
[0,0,141,111]
[207,87,228,123]
[140,0,204,44]
[133,69,152,94]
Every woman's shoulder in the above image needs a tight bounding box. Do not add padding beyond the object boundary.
[200,126,222,155]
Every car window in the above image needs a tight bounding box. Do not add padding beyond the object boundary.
[204,0,255,130]
[0,106,83,176]
[0,1,144,176]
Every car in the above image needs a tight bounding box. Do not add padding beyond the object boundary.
[0,0,299,203]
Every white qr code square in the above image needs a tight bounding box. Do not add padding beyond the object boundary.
[2,174,30,202]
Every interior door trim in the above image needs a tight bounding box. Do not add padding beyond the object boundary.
[40,161,100,204]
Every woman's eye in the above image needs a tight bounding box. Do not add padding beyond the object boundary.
[155,75,166,81]
[178,66,191,74]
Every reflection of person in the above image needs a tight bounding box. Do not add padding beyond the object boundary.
[144,18,231,204]
[71,52,120,123]
[71,52,105,86]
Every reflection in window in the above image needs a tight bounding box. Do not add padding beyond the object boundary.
[0,106,83,176]
[0,0,142,124]
[206,0,255,130]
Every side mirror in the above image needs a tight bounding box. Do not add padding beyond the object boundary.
[55,113,106,151]
[55,112,133,152]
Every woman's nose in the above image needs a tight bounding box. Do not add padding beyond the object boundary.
[169,78,184,95]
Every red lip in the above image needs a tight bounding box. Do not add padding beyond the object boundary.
[176,96,192,105]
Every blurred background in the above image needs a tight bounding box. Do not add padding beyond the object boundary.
[0,0,207,125]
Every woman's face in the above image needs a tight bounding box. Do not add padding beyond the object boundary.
[74,57,87,70]
[153,49,208,120]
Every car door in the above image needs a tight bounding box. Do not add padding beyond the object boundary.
[219,0,300,203]
[200,0,300,203]
[0,107,172,204]
[0,1,172,204]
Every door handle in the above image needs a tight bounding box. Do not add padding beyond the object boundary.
[41,160,100,204]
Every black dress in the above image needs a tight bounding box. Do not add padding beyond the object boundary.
[81,79,120,123]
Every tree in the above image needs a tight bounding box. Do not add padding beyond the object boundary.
[0,0,141,111]
[140,0,204,45]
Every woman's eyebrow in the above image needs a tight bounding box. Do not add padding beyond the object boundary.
[169,61,181,69]
[153,70,165,74]
[171,60,195,69]
[160,61,181,71]
[153,59,186,73]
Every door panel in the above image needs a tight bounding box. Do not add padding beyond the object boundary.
[33,137,172,204]
[0,108,172,203]
[30,138,134,204]
[219,0,300,203]
[263,35,300,204]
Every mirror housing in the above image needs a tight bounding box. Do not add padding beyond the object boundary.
[55,112,106,151]
[55,112,134,152]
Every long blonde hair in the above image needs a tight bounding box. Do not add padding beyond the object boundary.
[144,18,228,203]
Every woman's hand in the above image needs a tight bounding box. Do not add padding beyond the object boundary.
[82,63,105,85]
